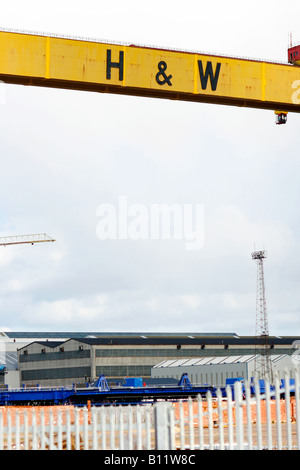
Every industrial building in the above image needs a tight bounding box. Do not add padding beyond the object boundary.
[151,355,299,387]
[0,331,296,388]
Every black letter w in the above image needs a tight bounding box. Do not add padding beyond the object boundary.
[198,60,221,91]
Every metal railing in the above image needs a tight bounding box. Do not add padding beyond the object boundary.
[1,368,300,450]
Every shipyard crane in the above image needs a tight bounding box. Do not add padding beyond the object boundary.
[0,29,299,125]
[0,233,55,247]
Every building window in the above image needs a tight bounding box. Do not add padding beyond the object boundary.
[21,366,91,381]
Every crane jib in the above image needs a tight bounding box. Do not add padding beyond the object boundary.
[0,31,300,113]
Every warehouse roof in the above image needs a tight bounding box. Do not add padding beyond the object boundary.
[153,354,288,368]
[3,331,300,349]
[69,335,299,347]
[1,331,236,339]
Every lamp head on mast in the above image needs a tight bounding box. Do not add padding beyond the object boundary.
[251,250,267,260]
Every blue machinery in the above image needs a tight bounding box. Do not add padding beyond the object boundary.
[0,374,294,406]
[0,373,213,406]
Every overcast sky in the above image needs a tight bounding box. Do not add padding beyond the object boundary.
[0,0,299,336]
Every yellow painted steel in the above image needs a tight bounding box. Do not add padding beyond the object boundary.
[0,30,300,112]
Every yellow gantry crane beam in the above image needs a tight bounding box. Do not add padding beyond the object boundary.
[0,233,55,246]
[0,29,300,113]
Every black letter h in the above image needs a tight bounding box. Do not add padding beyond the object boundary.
[106,49,124,81]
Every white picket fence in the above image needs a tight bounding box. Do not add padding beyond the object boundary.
[170,368,300,450]
[0,404,154,450]
[0,369,300,450]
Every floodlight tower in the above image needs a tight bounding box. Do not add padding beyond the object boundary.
[251,249,273,382]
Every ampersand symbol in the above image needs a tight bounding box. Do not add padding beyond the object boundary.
[156,61,172,86]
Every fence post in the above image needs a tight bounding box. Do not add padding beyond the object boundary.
[284,369,292,450]
[295,366,300,450]
[154,402,174,450]
[234,380,244,450]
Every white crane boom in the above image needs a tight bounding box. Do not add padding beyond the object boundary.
[0,233,55,246]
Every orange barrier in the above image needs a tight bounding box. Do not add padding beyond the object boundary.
[0,405,77,426]
[0,397,297,427]
[172,398,297,426]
